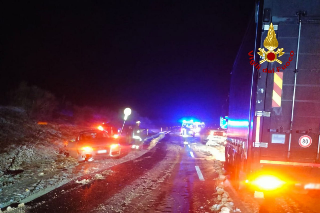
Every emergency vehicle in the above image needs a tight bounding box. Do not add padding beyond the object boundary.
[180,120,205,137]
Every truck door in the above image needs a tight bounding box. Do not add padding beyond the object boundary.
[259,15,320,163]
[288,16,320,162]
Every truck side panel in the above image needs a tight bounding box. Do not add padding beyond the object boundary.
[258,0,320,163]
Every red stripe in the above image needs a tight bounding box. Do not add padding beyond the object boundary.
[273,83,282,97]
[260,160,320,168]
[272,99,280,107]
[277,72,283,79]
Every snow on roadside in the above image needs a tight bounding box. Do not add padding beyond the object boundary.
[92,143,181,213]
[193,142,225,162]
[0,130,165,211]
[192,143,240,213]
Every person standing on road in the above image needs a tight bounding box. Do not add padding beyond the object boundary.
[126,126,133,144]
[132,121,142,149]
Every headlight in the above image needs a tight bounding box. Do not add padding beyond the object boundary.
[110,144,119,149]
[82,146,93,152]
[113,134,119,139]
[251,175,285,191]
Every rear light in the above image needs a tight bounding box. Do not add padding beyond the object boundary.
[110,144,119,149]
[37,121,48,125]
[249,175,285,191]
[113,134,119,139]
[82,146,93,152]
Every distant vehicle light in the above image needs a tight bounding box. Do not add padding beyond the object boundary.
[113,134,119,139]
[82,146,93,152]
[251,175,285,190]
[110,144,119,149]
[37,121,48,125]
[97,126,104,131]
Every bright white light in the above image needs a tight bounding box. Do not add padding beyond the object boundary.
[124,108,132,116]
[252,175,284,190]
[190,151,194,158]
[82,146,93,152]
[110,144,119,149]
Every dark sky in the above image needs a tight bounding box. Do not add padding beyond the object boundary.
[1,0,255,125]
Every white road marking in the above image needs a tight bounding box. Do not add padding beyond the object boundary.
[195,166,205,181]
[190,151,195,158]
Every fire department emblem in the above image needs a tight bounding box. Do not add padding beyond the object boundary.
[258,23,284,64]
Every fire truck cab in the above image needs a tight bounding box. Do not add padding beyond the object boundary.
[180,120,205,137]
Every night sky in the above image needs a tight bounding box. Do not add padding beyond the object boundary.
[1,0,255,125]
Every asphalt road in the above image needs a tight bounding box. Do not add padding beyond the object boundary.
[23,133,219,213]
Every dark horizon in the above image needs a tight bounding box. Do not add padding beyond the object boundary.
[1,0,255,126]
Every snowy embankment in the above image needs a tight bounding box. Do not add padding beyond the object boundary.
[0,106,164,212]
[193,143,242,213]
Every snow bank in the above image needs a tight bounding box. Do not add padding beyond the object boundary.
[0,107,165,210]
[192,143,240,213]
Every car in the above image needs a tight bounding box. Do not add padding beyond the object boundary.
[66,129,121,162]
[204,129,227,146]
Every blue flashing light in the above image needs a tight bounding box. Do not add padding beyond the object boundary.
[179,118,200,124]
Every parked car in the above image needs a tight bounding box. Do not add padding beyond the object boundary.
[204,129,227,146]
[66,129,121,162]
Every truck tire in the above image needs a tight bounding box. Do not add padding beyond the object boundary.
[230,153,241,190]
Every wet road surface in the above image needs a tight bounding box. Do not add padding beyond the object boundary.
[24,133,219,213]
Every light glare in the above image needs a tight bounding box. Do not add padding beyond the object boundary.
[252,175,284,190]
